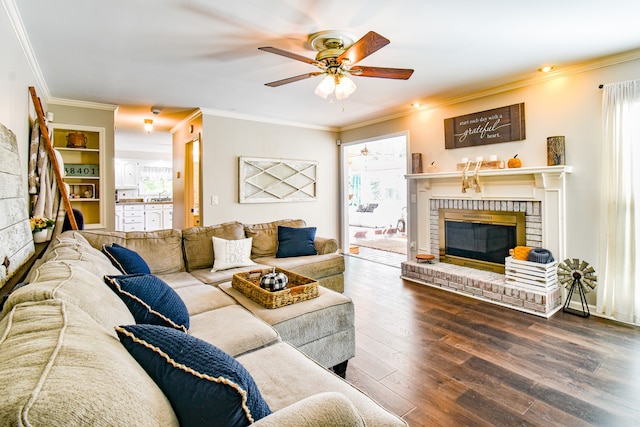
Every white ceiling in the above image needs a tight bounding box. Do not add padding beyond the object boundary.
[11,0,640,132]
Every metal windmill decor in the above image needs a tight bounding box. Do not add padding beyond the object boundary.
[557,258,597,317]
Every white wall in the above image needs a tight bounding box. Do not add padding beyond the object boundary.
[340,58,640,280]
[0,3,45,286]
[0,2,42,184]
[200,114,340,239]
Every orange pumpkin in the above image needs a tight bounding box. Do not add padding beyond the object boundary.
[508,154,522,168]
[510,246,531,260]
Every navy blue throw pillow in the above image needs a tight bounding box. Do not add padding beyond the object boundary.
[275,226,318,258]
[103,243,151,274]
[116,324,271,427]
[104,273,189,332]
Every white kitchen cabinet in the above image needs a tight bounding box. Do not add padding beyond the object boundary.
[162,204,173,229]
[115,205,124,231]
[114,159,139,189]
[144,204,163,231]
[115,203,173,232]
[122,205,144,231]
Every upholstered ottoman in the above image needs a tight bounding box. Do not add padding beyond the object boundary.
[219,282,355,376]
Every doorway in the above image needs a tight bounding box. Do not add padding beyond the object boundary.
[184,137,200,227]
[341,133,408,265]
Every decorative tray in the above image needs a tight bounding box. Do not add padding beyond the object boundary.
[232,268,319,309]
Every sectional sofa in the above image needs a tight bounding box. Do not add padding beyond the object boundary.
[0,219,407,426]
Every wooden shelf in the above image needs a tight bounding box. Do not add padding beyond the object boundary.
[57,147,100,153]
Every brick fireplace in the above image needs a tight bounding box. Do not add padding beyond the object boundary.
[402,166,572,317]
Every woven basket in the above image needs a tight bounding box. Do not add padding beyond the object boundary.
[232,268,319,309]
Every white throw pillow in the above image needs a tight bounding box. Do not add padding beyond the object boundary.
[211,236,256,272]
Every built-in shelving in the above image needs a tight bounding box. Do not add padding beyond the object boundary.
[51,123,106,229]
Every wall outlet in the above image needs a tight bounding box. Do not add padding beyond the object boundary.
[410,241,417,250]
[211,195,219,205]
[410,193,417,203]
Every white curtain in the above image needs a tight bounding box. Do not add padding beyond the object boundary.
[138,165,172,181]
[597,79,640,324]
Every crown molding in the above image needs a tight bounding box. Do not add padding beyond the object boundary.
[170,108,202,134]
[48,97,117,111]
[199,107,338,132]
[339,48,640,132]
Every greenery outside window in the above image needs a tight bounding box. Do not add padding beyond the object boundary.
[139,165,172,197]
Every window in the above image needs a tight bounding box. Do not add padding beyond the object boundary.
[138,165,172,197]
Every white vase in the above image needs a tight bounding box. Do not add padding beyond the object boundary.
[33,229,48,243]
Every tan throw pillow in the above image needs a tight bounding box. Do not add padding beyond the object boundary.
[211,237,256,272]
[244,219,306,258]
[182,222,246,271]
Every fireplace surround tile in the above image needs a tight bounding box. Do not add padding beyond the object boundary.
[428,198,543,263]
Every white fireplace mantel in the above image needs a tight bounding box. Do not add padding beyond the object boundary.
[407,165,572,190]
[406,165,572,263]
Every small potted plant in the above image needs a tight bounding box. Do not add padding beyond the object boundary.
[30,216,55,243]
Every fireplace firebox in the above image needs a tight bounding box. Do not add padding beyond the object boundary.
[439,209,526,273]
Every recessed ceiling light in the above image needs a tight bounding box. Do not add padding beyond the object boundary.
[539,65,554,73]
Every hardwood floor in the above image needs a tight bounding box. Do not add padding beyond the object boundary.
[342,255,640,427]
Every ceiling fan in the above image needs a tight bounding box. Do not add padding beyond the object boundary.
[259,30,414,100]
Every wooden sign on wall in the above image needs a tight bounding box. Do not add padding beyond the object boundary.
[444,103,525,149]
[0,122,34,289]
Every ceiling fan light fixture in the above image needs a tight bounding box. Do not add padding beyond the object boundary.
[261,31,412,101]
[314,74,336,99]
[144,119,153,134]
[335,75,356,100]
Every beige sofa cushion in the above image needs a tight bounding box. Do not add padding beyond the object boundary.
[2,261,134,335]
[157,271,207,289]
[32,232,122,279]
[244,219,306,258]
[80,229,185,275]
[189,262,272,286]
[188,305,280,357]
[238,342,407,427]
[173,284,238,316]
[182,221,246,271]
[0,300,178,426]
[253,392,365,427]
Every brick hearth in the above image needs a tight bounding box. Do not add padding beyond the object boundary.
[401,261,563,318]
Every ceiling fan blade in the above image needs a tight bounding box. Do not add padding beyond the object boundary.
[351,66,414,80]
[337,31,390,65]
[258,46,317,65]
[264,72,323,87]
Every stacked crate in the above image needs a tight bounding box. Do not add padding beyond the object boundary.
[504,256,558,291]
[504,256,562,316]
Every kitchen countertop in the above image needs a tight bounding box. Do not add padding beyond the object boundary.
[116,201,173,205]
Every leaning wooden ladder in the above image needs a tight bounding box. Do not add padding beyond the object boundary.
[28,86,78,230]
